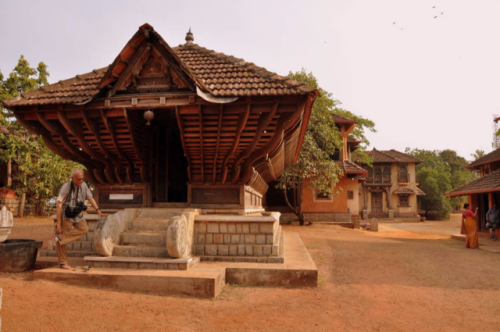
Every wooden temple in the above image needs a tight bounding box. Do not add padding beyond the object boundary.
[3,24,317,211]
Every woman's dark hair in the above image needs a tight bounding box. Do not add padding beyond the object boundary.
[464,203,470,209]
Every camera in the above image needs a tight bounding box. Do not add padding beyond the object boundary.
[76,201,88,211]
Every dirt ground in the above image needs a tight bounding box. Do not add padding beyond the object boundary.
[1,217,499,332]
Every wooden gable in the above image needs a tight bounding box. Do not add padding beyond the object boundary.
[98,23,199,98]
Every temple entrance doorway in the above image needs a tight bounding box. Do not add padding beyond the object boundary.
[150,110,188,203]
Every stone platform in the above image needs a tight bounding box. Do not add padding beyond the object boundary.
[34,232,317,298]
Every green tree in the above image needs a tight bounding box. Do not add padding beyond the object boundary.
[471,149,486,161]
[440,149,475,210]
[277,70,375,225]
[406,148,452,219]
[406,148,473,219]
[0,56,81,215]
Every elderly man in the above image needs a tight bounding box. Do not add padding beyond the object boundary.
[55,169,102,269]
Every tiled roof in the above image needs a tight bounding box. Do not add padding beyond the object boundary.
[347,136,360,143]
[2,68,107,106]
[172,44,313,97]
[366,149,422,164]
[447,169,500,197]
[414,187,426,196]
[336,160,368,175]
[3,26,314,107]
[332,114,356,124]
[393,186,425,195]
[467,148,500,169]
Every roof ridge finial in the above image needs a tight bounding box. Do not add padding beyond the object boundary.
[185,27,194,46]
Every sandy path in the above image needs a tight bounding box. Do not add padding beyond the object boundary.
[1,218,499,331]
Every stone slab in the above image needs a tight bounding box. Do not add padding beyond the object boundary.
[221,232,317,287]
[201,208,265,215]
[33,231,317,297]
[34,265,225,298]
[196,213,280,223]
[84,256,194,264]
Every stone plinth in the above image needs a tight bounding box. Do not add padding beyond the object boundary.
[370,218,379,232]
[40,213,102,257]
[0,206,14,242]
[193,213,282,260]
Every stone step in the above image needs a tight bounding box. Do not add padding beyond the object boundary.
[130,218,170,232]
[136,208,184,219]
[121,231,166,246]
[34,261,225,298]
[85,256,200,271]
[112,245,168,257]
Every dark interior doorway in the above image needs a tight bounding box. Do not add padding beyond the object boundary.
[150,110,188,202]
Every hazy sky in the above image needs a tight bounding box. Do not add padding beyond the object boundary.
[1,0,499,161]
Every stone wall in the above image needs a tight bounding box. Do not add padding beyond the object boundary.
[40,214,99,257]
[193,214,281,259]
[279,212,353,224]
[394,212,418,218]
[0,198,50,217]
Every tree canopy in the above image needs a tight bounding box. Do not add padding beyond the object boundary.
[277,69,375,224]
[406,148,474,218]
[471,149,486,161]
[0,56,81,209]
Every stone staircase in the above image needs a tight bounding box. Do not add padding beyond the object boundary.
[85,209,199,270]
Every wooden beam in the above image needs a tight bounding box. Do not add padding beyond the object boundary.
[124,108,147,183]
[230,103,278,183]
[199,106,204,184]
[150,37,196,91]
[80,108,123,184]
[108,42,150,97]
[100,109,134,184]
[221,103,251,184]
[13,113,101,185]
[240,109,301,184]
[293,91,317,163]
[58,110,115,184]
[175,106,192,183]
[212,105,223,183]
[35,111,61,135]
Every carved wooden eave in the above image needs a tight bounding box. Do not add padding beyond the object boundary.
[98,23,205,97]
[3,23,318,199]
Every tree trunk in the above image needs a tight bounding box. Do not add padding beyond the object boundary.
[37,200,45,216]
[7,158,12,187]
[298,179,305,226]
[19,193,26,218]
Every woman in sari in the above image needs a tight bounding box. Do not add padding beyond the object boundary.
[462,203,479,249]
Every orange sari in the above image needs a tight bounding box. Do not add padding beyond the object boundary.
[463,210,479,249]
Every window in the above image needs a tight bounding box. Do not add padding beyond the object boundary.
[383,166,391,183]
[398,164,409,183]
[399,195,410,207]
[374,167,382,182]
[347,190,354,200]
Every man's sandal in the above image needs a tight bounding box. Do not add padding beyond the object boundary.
[60,264,71,270]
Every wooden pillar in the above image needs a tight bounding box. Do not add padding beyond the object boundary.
[488,193,494,209]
